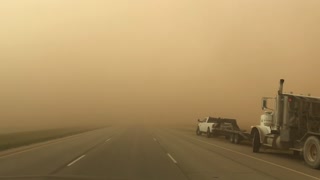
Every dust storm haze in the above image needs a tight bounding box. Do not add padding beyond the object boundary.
[1,0,320,130]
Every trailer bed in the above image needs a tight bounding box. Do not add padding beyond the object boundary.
[210,120,252,144]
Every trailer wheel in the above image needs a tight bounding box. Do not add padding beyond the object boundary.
[229,134,234,143]
[252,130,261,153]
[303,136,320,169]
[206,128,211,138]
[196,127,202,136]
[234,134,240,144]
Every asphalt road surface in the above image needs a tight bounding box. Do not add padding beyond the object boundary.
[0,124,319,180]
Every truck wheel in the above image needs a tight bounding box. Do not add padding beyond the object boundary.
[196,127,202,136]
[234,134,240,144]
[252,130,261,153]
[303,136,320,169]
[229,134,234,143]
[206,128,211,138]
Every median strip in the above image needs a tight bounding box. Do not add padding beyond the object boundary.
[0,127,103,152]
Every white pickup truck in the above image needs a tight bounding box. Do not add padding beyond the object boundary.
[196,117,217,138]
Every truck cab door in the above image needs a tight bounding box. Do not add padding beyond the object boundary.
[200,118,208,132]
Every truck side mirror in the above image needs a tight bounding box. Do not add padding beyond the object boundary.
[262,99,267,110]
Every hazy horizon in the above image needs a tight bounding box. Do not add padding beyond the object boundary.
[1,0,320,130]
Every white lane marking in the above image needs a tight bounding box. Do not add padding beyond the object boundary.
[187,136,320,180]
[67,155,86,167]
[153,138,157,142]
[167,153,178,164]
[105,138,111,143]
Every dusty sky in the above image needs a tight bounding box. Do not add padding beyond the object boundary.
[1,0,320,129]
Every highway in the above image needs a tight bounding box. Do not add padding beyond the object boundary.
[0,124,319,180]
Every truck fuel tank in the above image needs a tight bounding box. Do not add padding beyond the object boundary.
[261,112,273,126]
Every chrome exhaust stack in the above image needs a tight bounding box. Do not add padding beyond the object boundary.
[278,79,284,95]
[275,79,285,130]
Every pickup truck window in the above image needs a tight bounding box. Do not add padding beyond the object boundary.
[207,119,215,123]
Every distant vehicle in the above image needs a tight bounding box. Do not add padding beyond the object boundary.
[196,117,251,144]
[196,117,216,138]
[251,79,320,169]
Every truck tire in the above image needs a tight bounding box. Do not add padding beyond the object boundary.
[234,134,240,144]
[206,128,211,138]
[252,130,261,153]
[229,134,234,143]
[196,127,202,136]
[303,136,320,169]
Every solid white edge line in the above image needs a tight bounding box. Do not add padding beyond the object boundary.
[67,155,86,167]
[167,153,178,164]
[105,138,111,143]
[188,136,320,180]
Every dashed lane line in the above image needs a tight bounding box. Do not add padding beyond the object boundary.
[67,155,86,167]
[167,153,178,164]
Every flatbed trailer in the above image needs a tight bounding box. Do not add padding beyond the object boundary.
[197,117,252,144]
[211,119,252,144]
[212,128,252,144]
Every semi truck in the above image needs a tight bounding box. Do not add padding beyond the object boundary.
[251,79,320,169]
